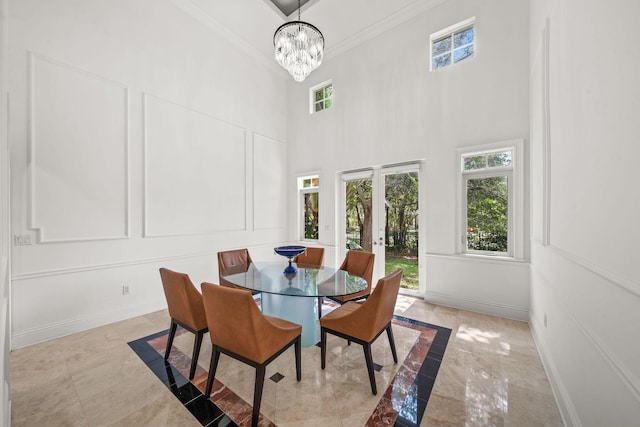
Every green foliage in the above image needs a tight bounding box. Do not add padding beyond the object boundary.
[466,176,508,252]
[345,179,372,251]
[384,172,419,254]
[304,192,319,239]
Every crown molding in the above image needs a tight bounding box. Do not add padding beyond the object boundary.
[326,0,448,60]
[171,0,288,79]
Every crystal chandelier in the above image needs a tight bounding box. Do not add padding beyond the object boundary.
[273,0,324,82]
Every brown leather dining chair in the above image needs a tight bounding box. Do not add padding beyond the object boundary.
[292,246,325,267]
[319,268,403,395]
[159,268,208,380]
[293,247,326,317]
[331,250,375,303]
[201,283,302,427]
[217,248,254,290]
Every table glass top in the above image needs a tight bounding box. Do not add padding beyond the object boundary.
[220,262,367,297]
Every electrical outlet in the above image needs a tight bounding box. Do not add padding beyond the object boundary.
[123,284,130,295]
[14,235,32,246]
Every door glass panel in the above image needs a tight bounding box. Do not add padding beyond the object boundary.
[303,192,319,239]
[384,172,419,291]
[345,178,372,252]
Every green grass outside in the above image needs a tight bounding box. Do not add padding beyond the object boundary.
[385,256,419,291]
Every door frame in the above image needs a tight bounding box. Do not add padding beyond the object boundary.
[338,161,425,296]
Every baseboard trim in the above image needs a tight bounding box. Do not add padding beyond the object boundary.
[424,290,528,321]
[11,301,166,349]
[530,319,582,427]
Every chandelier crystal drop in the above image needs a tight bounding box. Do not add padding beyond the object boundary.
[273,0,324,82]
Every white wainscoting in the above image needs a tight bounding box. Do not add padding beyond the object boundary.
[28,53,129,243]
[143,94,247,237]
[1,256,9,426]
[425,253,530,321]
[530,241,640,427]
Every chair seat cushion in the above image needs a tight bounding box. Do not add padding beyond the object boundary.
[265,315,303,334]
[319,301,367,338]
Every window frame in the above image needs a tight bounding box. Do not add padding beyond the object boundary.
[456,140,524,260]
[309,80,333,114]
[297,174,320,242]
[430,17,476,71]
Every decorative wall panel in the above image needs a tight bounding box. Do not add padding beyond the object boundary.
[144,94,246,236]
[29,53,129,242]
[253,133,284,230]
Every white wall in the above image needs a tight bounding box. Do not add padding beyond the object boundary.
[529,0,640,425]
[287,0,531,320]
[1,0,11,421]
[8,0,289,348]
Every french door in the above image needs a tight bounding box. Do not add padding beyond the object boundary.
[340,163,423,296]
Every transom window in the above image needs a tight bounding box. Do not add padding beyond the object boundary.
[430,18,475,71]
[310,81,332,114]
[298,175,319,240]
[458,141,523,259]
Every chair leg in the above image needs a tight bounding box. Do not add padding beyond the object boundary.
[204,346,221,397]
[386,324,398,364]
[317,296,323,319]
[189,330,204,380]
[252,365,266,427]
[363,343,377,395]
[320,327,327,369]
[164,320,177,360]
[295,336,302,381]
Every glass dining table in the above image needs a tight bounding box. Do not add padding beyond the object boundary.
[220,261,368,346]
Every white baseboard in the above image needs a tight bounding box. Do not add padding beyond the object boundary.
[424,290,529,321]
[530,318,581,427]
[11,301,166,349]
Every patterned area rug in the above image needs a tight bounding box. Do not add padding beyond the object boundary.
[128,314,450,427]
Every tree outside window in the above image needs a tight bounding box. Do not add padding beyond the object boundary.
[462,150,512,255]
[300,176,319,240]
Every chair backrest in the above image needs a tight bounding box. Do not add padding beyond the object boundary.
[293,247,325,267]
[201,283,285,363]
[217,249,253,285]
[354,268,403,340]
[159,268,207,331]
[339,250,375,290]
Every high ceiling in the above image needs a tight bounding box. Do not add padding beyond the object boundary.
[268,0,313,17]
[181,0,447,74]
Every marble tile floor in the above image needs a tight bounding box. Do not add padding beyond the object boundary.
[10,296,564,426]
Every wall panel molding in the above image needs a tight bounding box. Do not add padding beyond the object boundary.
[532,242,640,407]
[252,132,285,231]
[28,52,130,243]
[543,242,639,298]
[11,249,219,281]
[143,93,247,237]
[541,18,551,246]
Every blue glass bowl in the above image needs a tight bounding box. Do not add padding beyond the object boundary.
[274,246,306,276]
[274,245,306,259]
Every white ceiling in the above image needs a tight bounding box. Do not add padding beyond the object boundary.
[268,0,313,17]
[178,0,447,74]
